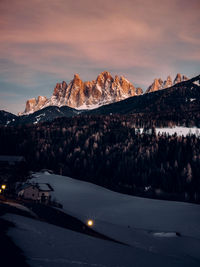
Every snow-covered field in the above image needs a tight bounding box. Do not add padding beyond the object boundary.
[4,172,200,266]
[140,126,200,136]
[155,127,200,136]
[3,213,197,267]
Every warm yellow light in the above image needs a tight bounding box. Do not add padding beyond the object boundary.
[0,189,2,193]
[1,184,6,190]
[87,220,94,227]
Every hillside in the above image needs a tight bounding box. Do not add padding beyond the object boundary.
[3,172,199,267]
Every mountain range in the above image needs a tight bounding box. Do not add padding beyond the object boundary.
[19,72,189,115]
[20,71,143,115]
[1,73,200,126]
[146,73,188,93]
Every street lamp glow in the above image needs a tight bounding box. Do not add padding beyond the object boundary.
[1,184,6,190]
[87,219,94,227]
[0,189,2,193]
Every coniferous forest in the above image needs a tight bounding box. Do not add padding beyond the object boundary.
[1,114,200,203]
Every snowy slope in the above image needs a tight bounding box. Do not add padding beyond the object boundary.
[25,172,200,266]
[155,126,200,136]
[138,127,200,136]
[4,213,195,267]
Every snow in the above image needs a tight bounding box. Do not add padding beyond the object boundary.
[43,171,51,175]
[139,127,200,136]
[76,103,103,110]
[155,127,200,136]
[16,172,199,266]
[33,114,45,124]
[76,99,118,110]
[193,80,200,86]
[2,172,200,266]
[37,183,52,191]
[4,213,194,267]
[152,232,177,238]
[96,84,103,93]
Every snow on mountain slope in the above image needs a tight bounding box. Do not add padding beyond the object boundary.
[4,213,194,267]
[27,172,200,265]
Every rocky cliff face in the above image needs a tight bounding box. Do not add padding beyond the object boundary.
[20,71,189,115]
[20,71,142,115]
[21,96,48,115]
[146,73,188,93]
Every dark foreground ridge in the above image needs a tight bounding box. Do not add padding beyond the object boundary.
[0,201,127,248]
[0,216,28,267]
[25,202,127,246]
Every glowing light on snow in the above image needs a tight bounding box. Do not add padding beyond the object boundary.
[87,219,94,227]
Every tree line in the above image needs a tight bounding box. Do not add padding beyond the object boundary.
[1,114,200,202]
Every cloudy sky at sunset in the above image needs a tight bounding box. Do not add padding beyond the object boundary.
[0,0,200,114]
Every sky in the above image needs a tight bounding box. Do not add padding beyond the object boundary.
[0,0,200,114]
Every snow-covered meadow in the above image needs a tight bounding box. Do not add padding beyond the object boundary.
[4,172,200,266]
[155,127,200,136]
[139,126,200,136]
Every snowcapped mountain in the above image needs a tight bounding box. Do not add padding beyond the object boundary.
[20,71,143,115]
[146,73,188,93]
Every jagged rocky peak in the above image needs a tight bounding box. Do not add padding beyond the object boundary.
[25,98,37,113]
[96,71,113,87]
[146,78,163,93]
[53,82,68,98]
[163,76,173,88]
[136,87,143,95]
[146,73,189,93]
[68,74,84,90]
[174,73,182,84]
[73,73,82,84]
[20,71,143,115]
[23,96,48,114]
[174,73,188,84]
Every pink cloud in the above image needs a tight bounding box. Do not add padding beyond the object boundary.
[0,0,200,90]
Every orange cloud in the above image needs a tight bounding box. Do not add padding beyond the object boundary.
[0,0,200,113]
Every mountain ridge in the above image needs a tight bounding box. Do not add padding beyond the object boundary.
[1,74,199,126]
[20,71,142,115]
[20,72,189,115]
[146,73,188,93]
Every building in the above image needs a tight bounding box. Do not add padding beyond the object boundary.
[17,183,53,204]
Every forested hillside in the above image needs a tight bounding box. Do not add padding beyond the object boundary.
[1,115,200,202]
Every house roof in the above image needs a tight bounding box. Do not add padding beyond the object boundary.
[37,183,53,191]
[17,182,53,193]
